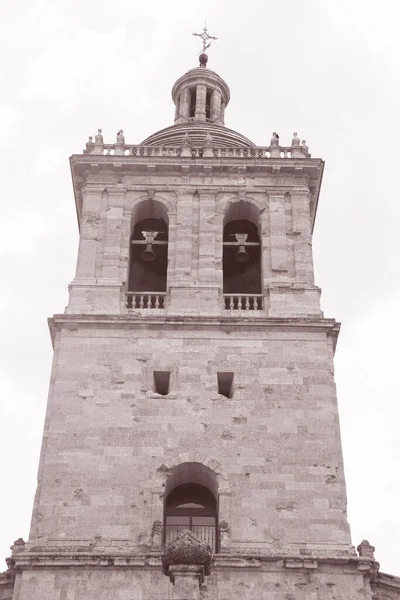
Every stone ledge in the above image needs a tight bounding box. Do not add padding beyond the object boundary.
[48,314,340,348]
[49,313,340,332]
[11,551,374,573]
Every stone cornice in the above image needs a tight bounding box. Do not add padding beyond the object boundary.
[48,313,339,338]
[374,571,400,591]
[10,550,379,576]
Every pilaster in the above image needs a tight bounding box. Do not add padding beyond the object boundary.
[269,192,289,275]
[74,185,102,279]
[101,188,125,280]
[291,190,315,284]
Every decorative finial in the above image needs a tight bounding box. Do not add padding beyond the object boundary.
[192,23,217,67]
[357,540,376,560]
[95,129,103,144]
[301,139,309,154]
[270,132,280,146]
[291,132,300,147]
[116,130,125,144]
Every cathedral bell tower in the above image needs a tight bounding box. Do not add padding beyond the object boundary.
[2,31,396,600]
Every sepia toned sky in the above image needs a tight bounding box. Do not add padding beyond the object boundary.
[0,0,399,575]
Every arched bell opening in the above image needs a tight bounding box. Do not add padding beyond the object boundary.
[127,200,169,308]
[164,462,218,551]
[223,202,262,309]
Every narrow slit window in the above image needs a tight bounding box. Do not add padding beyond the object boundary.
[154,371,171,395]
[189,87,197,118]
[205,89,212,120]
[217,372,234,398]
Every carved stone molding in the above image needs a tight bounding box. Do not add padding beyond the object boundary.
[151,520,163,550]
[357,540,375,560]
[161,530,212,576]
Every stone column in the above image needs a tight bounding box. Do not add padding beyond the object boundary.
[220,102,226,124]
[179,88,190,121]
[195,84,207,122]
[211,90,222,123]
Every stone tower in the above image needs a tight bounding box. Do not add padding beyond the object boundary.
[1,51,399,600]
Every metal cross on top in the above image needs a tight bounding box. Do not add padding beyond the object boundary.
[192,24,218,54]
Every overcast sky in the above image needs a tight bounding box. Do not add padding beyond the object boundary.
[1,0,399,576]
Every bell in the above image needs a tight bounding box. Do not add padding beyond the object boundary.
[141,243,156,262]
[233,233,249,263]
[140,230,159,262]
[236,245,249,263]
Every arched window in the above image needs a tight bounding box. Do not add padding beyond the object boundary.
[223,202,262,309]
[164,463,218,551]
[127,200,168,308]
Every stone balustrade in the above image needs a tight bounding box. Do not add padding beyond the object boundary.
[84,143,310,159]
[125,292,264,311]
[126,292,166,309]
[223,294,263,311]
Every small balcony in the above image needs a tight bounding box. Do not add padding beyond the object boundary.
[223,293,263,311]
[164,524,218,552]
[125,291,166,309]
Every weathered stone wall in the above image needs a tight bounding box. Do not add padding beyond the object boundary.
[13,563,378,600]
[67,169,322,318]
[29,320,350,555]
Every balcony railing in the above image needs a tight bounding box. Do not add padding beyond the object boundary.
[223,294,263,311]
[126,292,166,309]
[164,524,218,552]
[97,145,308,159]
[83,141,311,159]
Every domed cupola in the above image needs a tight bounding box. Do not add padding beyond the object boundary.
[141,29,255,149]
[171,53,230,126]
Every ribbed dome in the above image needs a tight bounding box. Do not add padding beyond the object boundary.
[141,122,255,148]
